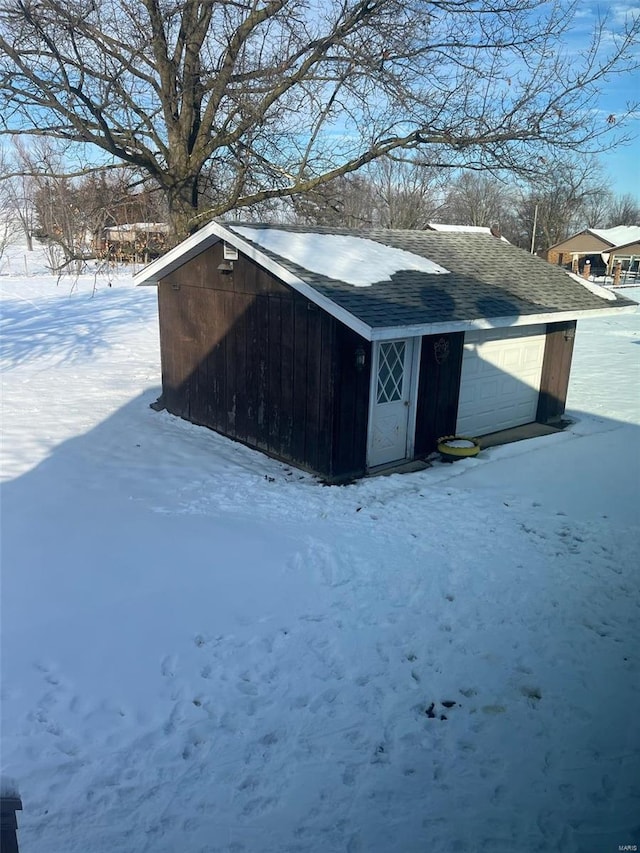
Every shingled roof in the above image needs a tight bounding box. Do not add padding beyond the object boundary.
[134,221,637,339]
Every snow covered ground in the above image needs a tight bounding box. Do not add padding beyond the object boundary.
[1,241,639,853]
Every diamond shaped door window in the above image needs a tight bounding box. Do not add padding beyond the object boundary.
[377,341,406,403]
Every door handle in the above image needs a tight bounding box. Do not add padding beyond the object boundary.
[404,400,409,407]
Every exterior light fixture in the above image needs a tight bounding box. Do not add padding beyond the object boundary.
[355,346,366,371]
[217,261,234,274]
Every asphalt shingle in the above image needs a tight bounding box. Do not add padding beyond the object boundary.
[227,224,637,328]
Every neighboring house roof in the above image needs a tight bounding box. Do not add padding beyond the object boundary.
[427,223,492,234]
[135,222,637,341]
[589,226,640,246]
[427,222,510,242]
[548,225,640,254]
[603,239,640,257]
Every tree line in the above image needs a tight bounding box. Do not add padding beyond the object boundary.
[288,156,640,252]
[1,136,638,270]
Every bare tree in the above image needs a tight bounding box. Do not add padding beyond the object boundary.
[582,189,614,229]
[440,172,516,233]
[18,139,96,270]
[0,143,37,251]
[516,157,608,253]
[606,193,640,226]
[291,174,378,227]
[369,158,443,229]
[1,0,638,242]
[291,156,443,228]
[0,145,22,261]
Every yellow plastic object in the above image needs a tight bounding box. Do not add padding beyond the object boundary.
[437,435,481,459]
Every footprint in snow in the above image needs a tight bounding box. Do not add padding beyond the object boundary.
[238,775,260,793]
[260,731,279,747]
[376,643,390,664]
[160,655,177,677]
[163,701,186,735]
[490,784,507,804]
[241,796,277,817]
[342,764,358,786]
[309,687,338,713]
[237,680,259,696]
[182,735,206,760]
[371,743,389,764]
[558,783,575,803]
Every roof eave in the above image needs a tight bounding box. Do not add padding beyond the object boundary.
[370,303,637,340]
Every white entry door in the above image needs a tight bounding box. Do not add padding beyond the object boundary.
[368,338,415,468]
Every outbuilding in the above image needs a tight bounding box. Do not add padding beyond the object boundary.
[135,223,636,481]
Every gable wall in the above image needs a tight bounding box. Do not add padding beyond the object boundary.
[609,242,640,257]
[158,242,340,475]
[547,234,611,264]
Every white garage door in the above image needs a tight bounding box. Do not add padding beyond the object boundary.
[456,325,546,437]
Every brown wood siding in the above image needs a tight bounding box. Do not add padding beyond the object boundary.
[331,326,371,480]
[157,242,339,477]
[414,332,464,455]
[536,321,576,423]
[291,299,309,464]
[278,298,295,458]
[162,242,292,296]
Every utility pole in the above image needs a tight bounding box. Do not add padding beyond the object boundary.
[530,203,539,254]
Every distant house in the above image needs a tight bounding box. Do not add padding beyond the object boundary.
[134,223,636,482]
[547,226,640,274]
[98,222,170,262]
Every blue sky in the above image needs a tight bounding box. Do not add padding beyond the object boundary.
[569,0,640,199]
[600,124,639,199]
[594,56,639,197]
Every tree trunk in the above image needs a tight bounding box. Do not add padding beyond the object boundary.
[166,178,200,245]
